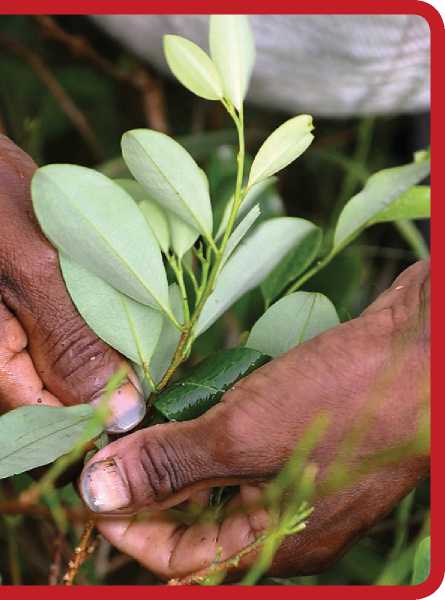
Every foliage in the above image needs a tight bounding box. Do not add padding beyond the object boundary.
[0,13,430,587]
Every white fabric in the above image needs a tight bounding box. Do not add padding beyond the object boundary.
[91,15,430,117]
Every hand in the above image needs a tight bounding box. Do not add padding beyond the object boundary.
[0,135,145,433]
[79,260,430,580]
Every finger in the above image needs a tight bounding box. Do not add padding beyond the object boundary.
[80,256,431,515]
[0,135,145,433]
[96,512,186,579]
[96,485,268,580]
[79,347,308,515]
[78,379,272,516]
[0,296,61,410]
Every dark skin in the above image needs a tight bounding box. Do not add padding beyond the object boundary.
[0,135,430,580]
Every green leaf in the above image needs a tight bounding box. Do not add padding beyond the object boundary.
[371,185,430,224]
[261,222,322,306]
[121,129,213,239]
[215,177,276,240]
[32,165,170,313]
[221,205,260,268]
[116,178,199,259]
[155,347,269,421]
[60,255,163,367]
[0,405,101,479]
[115,178,170,254]
[247,292,339,357]
[334,157,430,250]
[197,217,315,335]
[411,537,430,585]
[164,35,223,100]
[167,212,200,260]
[209,15,255,109]
[303,249,363,321]
[248,115,315,188]
[151,284,184,384]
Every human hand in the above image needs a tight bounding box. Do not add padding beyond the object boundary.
[0,135,145,433]
[79,260,430,580]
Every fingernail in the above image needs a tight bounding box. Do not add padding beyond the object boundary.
[81,458,131,513]
[91,375,146,434]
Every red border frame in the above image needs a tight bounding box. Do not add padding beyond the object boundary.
[0,1,442,597]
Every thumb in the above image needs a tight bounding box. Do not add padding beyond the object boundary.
[0,135,145,433]
[79,379,272,514]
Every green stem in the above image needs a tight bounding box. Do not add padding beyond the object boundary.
[154,101,247,390]
[168,254,190,323]
[330,117,375,230]
[395,220,430,260]
[285,251,335,295]
[142,364,157,393]
[220,104,246,252]
[183,259,199,297]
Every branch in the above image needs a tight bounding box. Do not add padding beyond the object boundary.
[63,518,97,585]
[168,534,266,585]
[33,15,168,132]
[48,531,64,585]
[0,33,103,161]
[0,500,91,522]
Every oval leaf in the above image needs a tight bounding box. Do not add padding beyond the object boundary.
[122,129,213,239]
[164,35,223,100]
[115,178,170,254]
[209,15,255,109]
[221,205,261,268]
[0,405,101,479]
[247,292,339,358]
[60,255,163,367]
[371,185,430,224]
[155,348,269,421]
[216,177,276,240]
[248,115,315,187]
[197,217,315,335]
[262,222,322,306]
[334,157,430,250]
[167,212,200,259]
[32,165,169,313]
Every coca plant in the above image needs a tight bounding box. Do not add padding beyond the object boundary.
[0,15,430,479]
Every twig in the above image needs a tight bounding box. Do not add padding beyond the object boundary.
[168,534,266,585]
[33,15,168,132]
[0,500,90,522]
[0,33,103,161]
[63,518,97,585]
[48,531,64,585]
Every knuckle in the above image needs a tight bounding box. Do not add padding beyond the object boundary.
[137,432,189,502]
[51,322,109,378]
[41,309,112,399]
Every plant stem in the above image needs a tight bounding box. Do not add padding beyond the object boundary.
[285,251,335,294]
[220,104,246,252]
[63,518,96,585]
[156,329,189,391]
[167,254,190,323]
[183,259,199,297]
[395,220,430,260]
[155,101,247,390]
[329,116,375,230]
